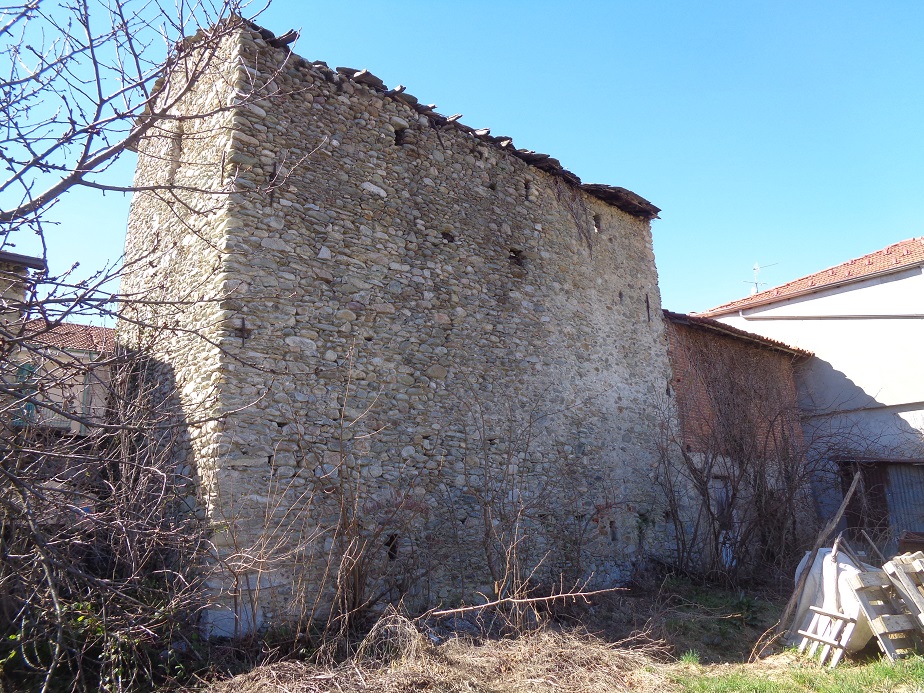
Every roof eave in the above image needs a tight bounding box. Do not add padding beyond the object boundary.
[664,309,812,357]
[236,21,660,221]
[700,260,924,317]
[0,251,47,271]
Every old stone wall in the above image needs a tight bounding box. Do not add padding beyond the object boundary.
[123,23,674,634]
[121,28,248,534]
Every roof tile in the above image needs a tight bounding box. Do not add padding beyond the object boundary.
[23,320,115,353]
[663,310,812,356]
[701,237,924,316]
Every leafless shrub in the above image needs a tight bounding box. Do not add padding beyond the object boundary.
[657,326,821,586]
[0,347,209,691]
[0,1,311,689]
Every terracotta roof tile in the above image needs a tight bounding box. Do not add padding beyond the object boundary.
[663,310,812,357]
[23,320,115,353]
[701,237,924,316]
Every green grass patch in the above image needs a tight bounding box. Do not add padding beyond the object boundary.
[671,655,924,692]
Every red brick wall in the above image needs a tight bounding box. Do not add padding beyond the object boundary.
[665,320,804,458]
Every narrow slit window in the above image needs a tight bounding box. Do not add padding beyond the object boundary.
[385,534,399,561]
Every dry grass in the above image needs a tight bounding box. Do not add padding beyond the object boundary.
[191,586,924,693]
[200,613,673,693]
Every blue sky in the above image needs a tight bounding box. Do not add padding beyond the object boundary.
[17,0,924,315]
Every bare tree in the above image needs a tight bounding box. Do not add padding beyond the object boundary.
[657,322,820,587]
[0,2,301,690]
[2,0,253,237]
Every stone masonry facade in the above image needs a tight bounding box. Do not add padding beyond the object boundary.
[122,20,674,635]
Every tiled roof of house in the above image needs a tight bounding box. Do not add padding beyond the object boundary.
[24,319,115,353]
[701,237,924,316]
[663,309,812,357]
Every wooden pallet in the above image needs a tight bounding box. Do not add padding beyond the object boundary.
[797,605,856,667]
[848,569,922,661]
[884,552,924,630]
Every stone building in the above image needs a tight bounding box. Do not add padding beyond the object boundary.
[122,19,673,635]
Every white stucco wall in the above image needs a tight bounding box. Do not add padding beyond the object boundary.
[712,265,924,458]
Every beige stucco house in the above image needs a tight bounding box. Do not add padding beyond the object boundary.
[701,238,924,554]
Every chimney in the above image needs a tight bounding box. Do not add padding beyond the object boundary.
[0,251,47,323]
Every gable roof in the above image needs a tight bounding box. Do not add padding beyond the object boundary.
[23,320,115,353]
[663,310,812,357]
[701,237,924,316]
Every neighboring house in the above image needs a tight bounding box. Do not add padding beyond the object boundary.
[14,319,114,434]
[0,252,114,436]
[700,238,924,553]
[662,310,813,578]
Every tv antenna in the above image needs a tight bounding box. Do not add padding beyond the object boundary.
[745,262,777,295]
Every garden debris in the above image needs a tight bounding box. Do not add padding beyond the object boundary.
[790,541,924,667]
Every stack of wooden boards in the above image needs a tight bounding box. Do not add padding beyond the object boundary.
[797,551,924,667]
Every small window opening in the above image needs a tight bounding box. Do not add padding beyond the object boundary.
[394,127,408,146]
[14,363,38,425]
[509,248,525,268]
[524,179,531,200]
[593,214,602,233]
[609,520,618,542]
[645,293,651,322]
[441,230,456,243]
[385,534,399,561]
[618,290,624,303]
